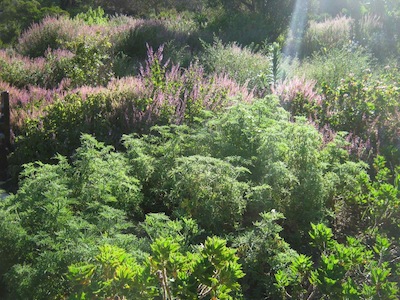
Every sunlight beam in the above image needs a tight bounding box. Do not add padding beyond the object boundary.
[283,0,310,57]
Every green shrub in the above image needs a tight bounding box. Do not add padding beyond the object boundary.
[275,223,399,299]
[256,118,329,242]
[235,211,298,299]
[68,235,245,300]
[74,6,108,25]
[123,98,362,247]
[0,135,145,299]
[16,16,81,58]
[113,20,174,59]
[122,125,200,215]
[168,155,249,234]
[295,45,373,89]
[70,135,143,219]
[200,38,272,91]
[10,46,253,169]
[62,36,114,87]
[302,15,354,57]
[201,98,376,246]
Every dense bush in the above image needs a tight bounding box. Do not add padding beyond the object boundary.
[200,38,272,92]
[121,98,373,248]
[0,48,73,88]
[294,45,374,89]
[9,45,253,169]
[0,2,399,299]
[0,135,246,299]
[302,15,354,57]
[168,155,249,233]
[3,129,397,298]
[16,16,82,58]
[206,0,294,44]
[0,135,145,299]
[275,222,399,299]
[273,70,400,164]
[2,101,400,299]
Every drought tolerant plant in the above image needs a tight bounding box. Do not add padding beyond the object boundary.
[122,125,204,215]
[61,36,114,87]
[16,16,81,58]
[168,155,249,234]
[194,98,333,242]
[294,44,373,89]
[70,134,143,219]
[74,6,109,25]
[200,38,272,92]
[275,223,399,299]
[0,49,48,88]
[234,211,298,299]
[302,15,354,57]
[139,98,363,248]
[0,135,145,299]
[137,43,254,125]
[272,76,322,121]
[68,235,245,300]
[0,48,75,88]
[320,72,400,163]
[10,44,253,170]
[256,118,330,244]
[274,64,400,164]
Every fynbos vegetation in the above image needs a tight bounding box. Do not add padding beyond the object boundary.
[0,1,399,299]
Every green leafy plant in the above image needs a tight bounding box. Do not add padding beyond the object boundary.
[302,15,354,57]
[200,38,272,92]
[355,156,400,236]
[62,36,114,87]
[74,6,108,25]
[0,135,144,299]
[168,155,249,234]
[295,45,373,89]
[68,244,155,299]
[68,231,244,299]
[275,223,399,299]
[235,211,298,299]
